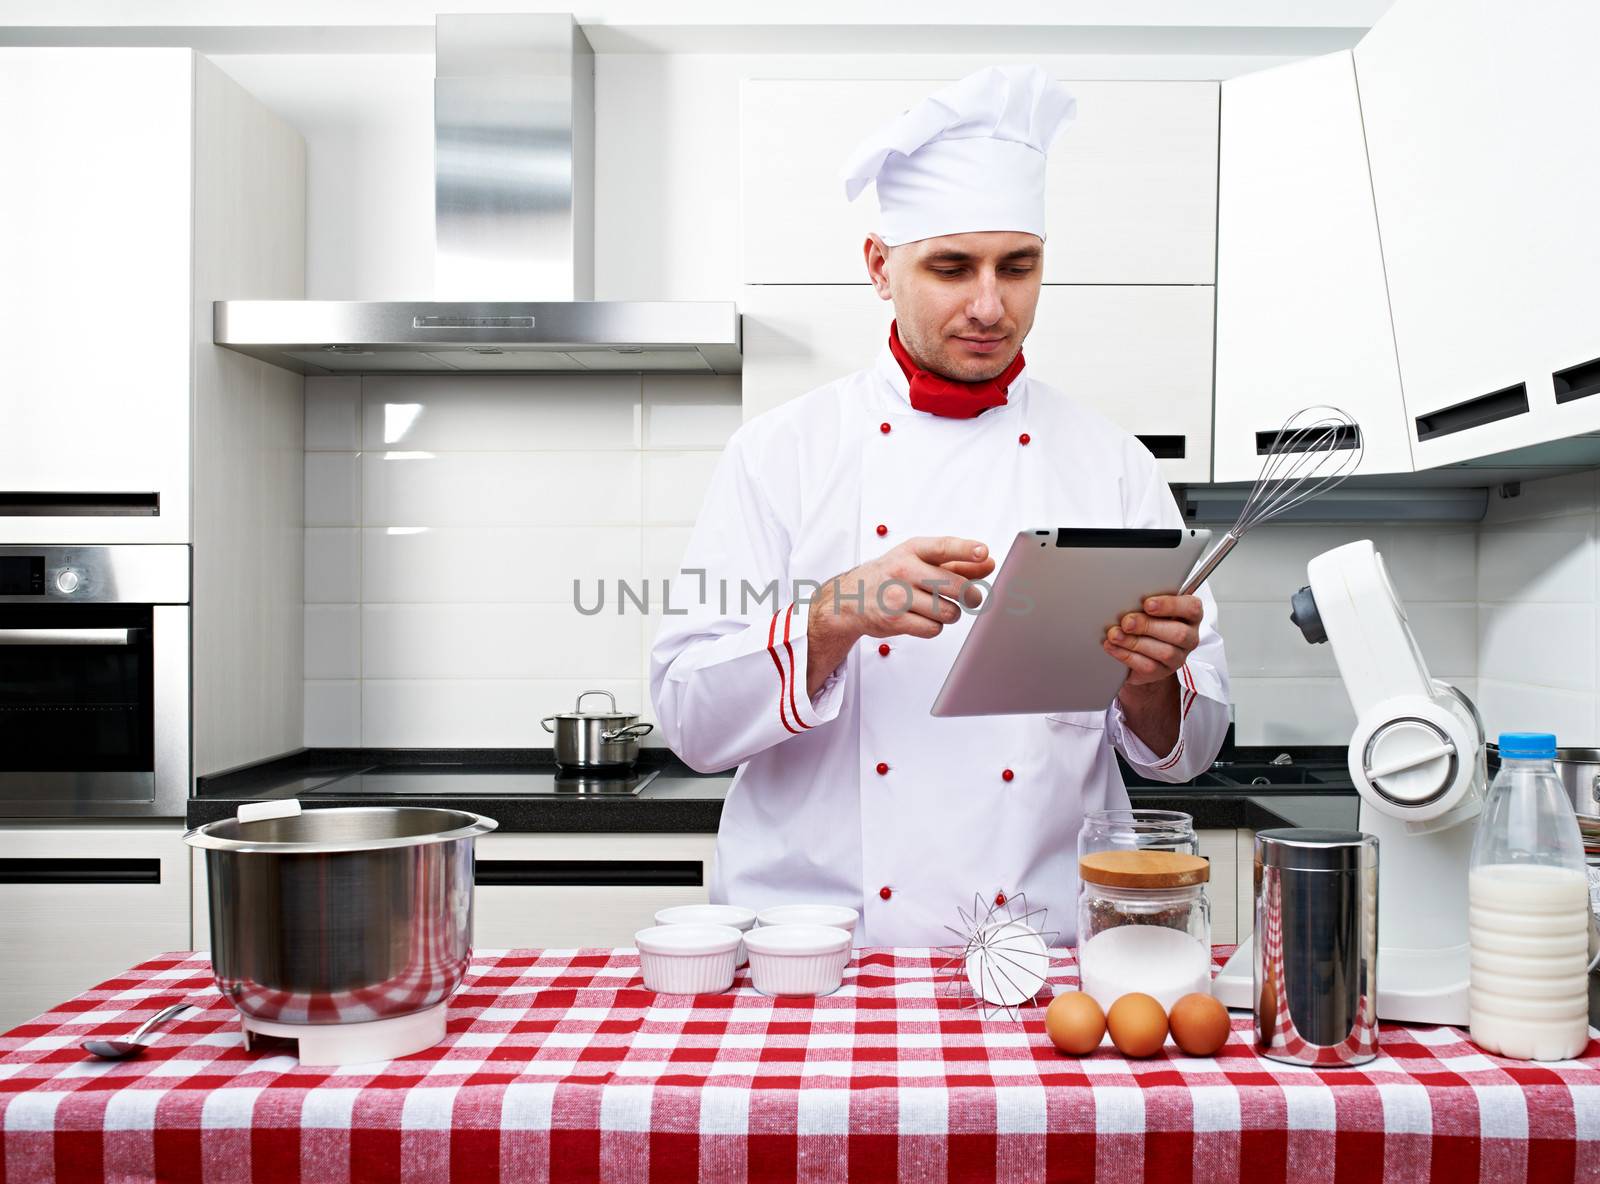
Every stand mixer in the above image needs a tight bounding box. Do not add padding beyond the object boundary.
[1212,539,1485,1025]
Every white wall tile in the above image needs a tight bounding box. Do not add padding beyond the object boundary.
[362,526,641,604]
[362,451,643,526]
[1479,602,1595,691]
[1216,600,1476,679]
[1477,517,1595,604]
[643,452,721,524]
[305,527,360,603]
[362,678,644,748]
[643,375,742,448]
[304,377,361,449]
[304,680,360,746]
[643,526,694,588]
[362,603,643,680]
[1203,524,1475,604]
[1476,679,1595,744]
[360,374,642,451]
[305,452,360,526]
[304,604,360,680]
[1228,677,1356,746]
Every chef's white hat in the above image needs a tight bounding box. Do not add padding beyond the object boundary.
[841,66,1077,246]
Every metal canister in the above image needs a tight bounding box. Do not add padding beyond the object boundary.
[1253,828,1379,1067]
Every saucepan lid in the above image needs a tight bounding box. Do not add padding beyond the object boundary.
[544,689,638,721]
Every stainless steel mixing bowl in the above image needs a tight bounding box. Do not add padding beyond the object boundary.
[185,806,498,1024]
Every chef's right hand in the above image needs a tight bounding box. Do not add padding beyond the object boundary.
[815,536,995,642]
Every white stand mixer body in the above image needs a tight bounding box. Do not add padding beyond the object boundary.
[1215,540,1481,1024]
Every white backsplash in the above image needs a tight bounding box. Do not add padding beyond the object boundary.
[304,377,1595,751]
[303,373,739,748]
[1475,470,1600,745]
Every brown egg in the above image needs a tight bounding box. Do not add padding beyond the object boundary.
[1105,992,1168,1058]
[1168,993,1231,1057]
[1044,991,1106,1055]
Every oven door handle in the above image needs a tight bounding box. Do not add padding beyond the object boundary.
[0,627,134,646]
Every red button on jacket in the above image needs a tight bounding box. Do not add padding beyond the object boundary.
[879,422,892,434]
[875,762,889,776]
[875,524,888,537]
[879,886,893,901]
[1019,433,1031,446]
[1002,768,1015,782]
[878,643,891,657]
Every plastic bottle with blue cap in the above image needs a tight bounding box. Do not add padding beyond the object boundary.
[1467,732,1591,1060]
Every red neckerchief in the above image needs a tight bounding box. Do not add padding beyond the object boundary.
[887,320,1026,419]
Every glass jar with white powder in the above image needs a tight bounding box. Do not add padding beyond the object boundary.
[1076,850,1212,1011]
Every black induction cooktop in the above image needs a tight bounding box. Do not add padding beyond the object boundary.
[302,766,661,797]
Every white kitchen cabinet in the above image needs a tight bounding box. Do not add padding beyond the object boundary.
[472,832,719,949]
[1236,828,1257,946]
[740,284,1213,482]
[0,824,191,1031]
[1355,0,1600,469]
[0,48,306,783]
[740,284,893,422]
[741,80,1218,286]
[1197,828,1238,944]
[0,50,194,543]
[1214,52,1412,482]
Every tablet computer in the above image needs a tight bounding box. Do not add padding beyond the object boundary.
[929,527,1211,717]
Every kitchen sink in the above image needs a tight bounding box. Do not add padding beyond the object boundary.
[1206,764,1347,787]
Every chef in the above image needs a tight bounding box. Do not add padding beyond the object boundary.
[650,65,1230,946]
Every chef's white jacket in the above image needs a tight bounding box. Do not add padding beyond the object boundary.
[649,345,1230,945]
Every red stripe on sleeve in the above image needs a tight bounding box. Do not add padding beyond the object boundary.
[766,611,799,735]
[781,603,813,730]
[1152,667,1197,770]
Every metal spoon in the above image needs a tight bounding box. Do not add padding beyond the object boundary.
[82,1002,195,1060]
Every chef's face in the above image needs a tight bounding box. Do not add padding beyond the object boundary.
[864,230,1043,382]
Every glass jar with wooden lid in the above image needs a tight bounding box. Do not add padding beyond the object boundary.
[1076,849,1213,1011]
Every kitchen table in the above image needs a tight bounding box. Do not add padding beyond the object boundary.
[2,948,1596,1183]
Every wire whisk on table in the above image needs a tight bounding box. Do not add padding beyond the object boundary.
[1180,405,1364,596]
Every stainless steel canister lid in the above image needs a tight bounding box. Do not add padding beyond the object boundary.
[1256,828,1378,872]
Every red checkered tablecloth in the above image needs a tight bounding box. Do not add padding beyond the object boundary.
[2,947,1598,1183]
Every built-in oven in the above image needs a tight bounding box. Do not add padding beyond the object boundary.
[0,545,189,818]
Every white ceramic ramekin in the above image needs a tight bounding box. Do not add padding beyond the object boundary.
[654,904,758,966]
[754,904,859,940]
[744,924,853,997]
[634,923,742,995]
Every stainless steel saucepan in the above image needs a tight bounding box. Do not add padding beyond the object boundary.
[541,689,654,769]
[1553,748,1600,820]
[185,800,497,1025]
[1488,743,1600,819]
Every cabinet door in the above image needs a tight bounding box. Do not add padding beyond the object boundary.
[472,832,718,949]
[1355,0,1600,468]
[742,80,1217,286]
[0,50,193,543]
[1023,286,1214,484]
[740,284,1212,483]
[0,824,191,1030]
[740,284,894,423]
[1214,52,1412,481]
[1494,1,1600,449]
[1198,828,1237,944]
[1235,828,1257,943]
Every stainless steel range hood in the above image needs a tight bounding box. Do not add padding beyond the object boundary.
[214,14,740,375]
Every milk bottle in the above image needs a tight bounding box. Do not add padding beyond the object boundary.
[1468,732,1591,1061]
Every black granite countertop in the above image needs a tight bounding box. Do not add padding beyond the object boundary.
[189,746,1358,834]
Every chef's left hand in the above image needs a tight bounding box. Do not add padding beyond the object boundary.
[1103,594,1203,686]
